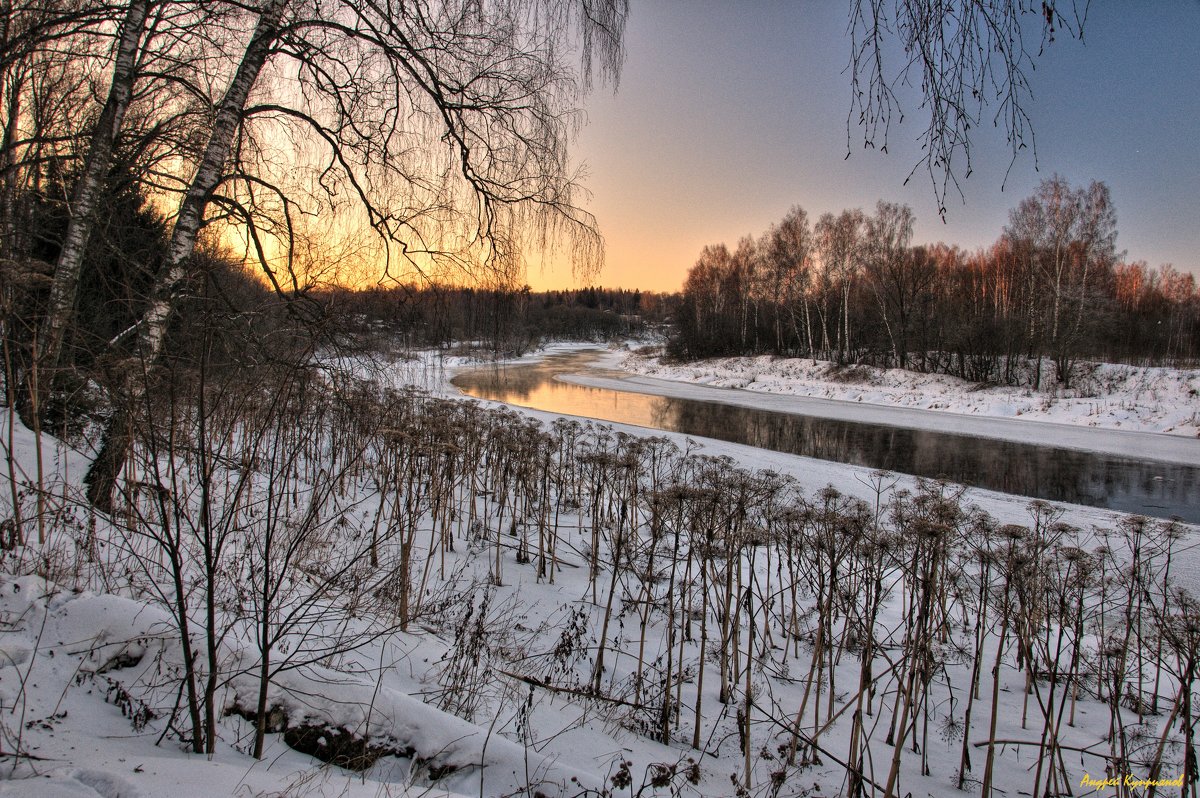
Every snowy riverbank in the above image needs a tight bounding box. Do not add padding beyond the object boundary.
[3,341,1199,798]
[616,350,1200,438]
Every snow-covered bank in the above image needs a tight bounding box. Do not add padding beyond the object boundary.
[618,350,1200,438]
[443,345,1197,554]
[436,343,1198,464]
[4,340,1197,798]
[548,349,1200,465]
[0,403,599,798]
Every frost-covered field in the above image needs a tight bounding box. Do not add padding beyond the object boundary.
[1,344,1198,798]
[618,350,1200,439]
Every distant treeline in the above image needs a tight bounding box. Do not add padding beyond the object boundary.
[318,284,675,354]
[670,177,1199,387]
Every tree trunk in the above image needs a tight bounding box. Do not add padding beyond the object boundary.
[84,0,286,508]
[85,405,132,512]
[39,0,151,376]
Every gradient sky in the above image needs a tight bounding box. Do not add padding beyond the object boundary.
[531,1,1200,292]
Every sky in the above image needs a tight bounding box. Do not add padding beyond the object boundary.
[529,1,1200,292]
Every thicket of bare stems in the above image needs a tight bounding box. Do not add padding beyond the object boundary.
[2,322,1195,796]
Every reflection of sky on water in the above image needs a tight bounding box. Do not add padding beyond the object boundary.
[454,358,672,425]
[452,352,1200,523]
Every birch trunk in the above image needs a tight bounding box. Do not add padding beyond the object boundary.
[40,0,151,375]
[85,0,286,510]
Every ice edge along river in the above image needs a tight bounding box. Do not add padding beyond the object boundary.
[447,344,1199,530]
[560,370,1200,466]
[491,345,1200,466]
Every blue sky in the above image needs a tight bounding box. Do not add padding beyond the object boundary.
[535,1,1200,291]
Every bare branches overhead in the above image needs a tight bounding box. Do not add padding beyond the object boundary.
[848,0,1087,217]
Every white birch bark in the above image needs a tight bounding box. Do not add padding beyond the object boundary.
[137,0,286,364]
[40,0,151,372]
[86,0,286,509]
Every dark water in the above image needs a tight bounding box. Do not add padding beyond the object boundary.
[452,351,1200,523]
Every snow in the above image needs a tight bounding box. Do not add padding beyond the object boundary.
[611,349,1200,454]
[0,767,141,798]
[2,341,1198,798]
[434,342,1198,573]
[0,571,488,798]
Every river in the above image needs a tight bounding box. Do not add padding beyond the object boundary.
[452,350,1200,523]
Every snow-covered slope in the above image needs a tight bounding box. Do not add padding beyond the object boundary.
[2,344,1197,798]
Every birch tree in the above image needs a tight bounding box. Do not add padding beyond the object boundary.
[863,201,918,368]
[764,206,812,356]
[37,0,152,376]
[815,208,864,363]
[84,0,628,509]
[1003,176,1118,387]
[848,0,1087,215]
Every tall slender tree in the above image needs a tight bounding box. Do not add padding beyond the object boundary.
[84,0,629,508]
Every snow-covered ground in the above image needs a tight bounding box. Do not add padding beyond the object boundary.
[2,342,1198,798]
[446,344,1199,560]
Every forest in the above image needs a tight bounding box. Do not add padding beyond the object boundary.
[318,283,672,355]
[0,0,627,510]
[669,180,1199,388]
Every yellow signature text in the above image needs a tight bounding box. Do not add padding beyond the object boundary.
[1080,773,1185,790]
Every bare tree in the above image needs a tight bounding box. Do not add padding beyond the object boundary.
[765,205,813,356]
[863,200,918,368]
[815,208,865,363]
[0,0,115,255]
[84,0,628,509]
[37,0,152,375]
[37,0,212,376]
[1003,175,1118,386]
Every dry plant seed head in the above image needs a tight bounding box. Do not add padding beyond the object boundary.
[1058,545,1085,564]
[999,523,1027,542]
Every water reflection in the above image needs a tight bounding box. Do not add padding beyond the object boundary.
[452,351,1200,523]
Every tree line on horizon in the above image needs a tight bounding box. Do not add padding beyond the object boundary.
[319,282,673,356]
[668,177,1199,387]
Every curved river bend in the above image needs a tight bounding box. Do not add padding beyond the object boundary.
[452,351,1200,523]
